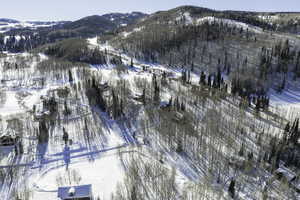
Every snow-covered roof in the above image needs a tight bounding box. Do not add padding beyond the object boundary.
[57,184,92,200]
[0,128,17,139]
[275,167,296,182]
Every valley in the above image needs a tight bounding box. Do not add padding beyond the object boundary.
[0,5,300,200]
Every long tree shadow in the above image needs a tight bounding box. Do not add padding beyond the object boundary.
[36,142,48,170]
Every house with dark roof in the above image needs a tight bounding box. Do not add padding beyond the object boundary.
[0,128,18,146]
[275,167,297,183]
[57,184,92,200]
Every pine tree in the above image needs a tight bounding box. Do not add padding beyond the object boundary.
[207,75,211,87]
[228,179,235,198]
[176,138,183,153]
[200,71,206,85]
[130,185,137,200]
[238,143,245,157]
[216,67,222,88]
[280,76,286,92]
[130,57,133,67]
[294,51,300,76]
[68,69,73,83]
[63,127,69,145]
[142,88,146,105]
[64,100,71,116]
[152,74,160,104]
[38,120,49,143]
[255,97,261,113]
[111,89,122,119]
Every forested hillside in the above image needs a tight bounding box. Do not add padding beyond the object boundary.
[0,5,300,200]
[108,6,300,101]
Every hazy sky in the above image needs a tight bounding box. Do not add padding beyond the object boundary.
[1,0,300,21]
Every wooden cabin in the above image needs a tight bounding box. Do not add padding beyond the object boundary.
[99,82,109,91]
[275,167,297,183]
[274,167,300,192]
[34,109,51,121]
[133,93,145,103]
[172,112,184,122]
[0,130,18,147]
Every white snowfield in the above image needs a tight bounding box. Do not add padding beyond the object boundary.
[269,81,300,120]
[175,12,263,34]
[258,15,279,21]
[0,90,24,116]
[121,26,144,38]
[30,149,125,200]
[0,21,59,33]
[197,16,263,33]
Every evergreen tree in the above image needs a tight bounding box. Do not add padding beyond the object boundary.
[238,143,245,157]
[68,69,73,83]
[152,74,160,104]
[200,71,206,85]
[228,179,235,198]
[63,127,69,145]
[207,75,212,87]
[294,51,300,76]
[280,76,286,92]
[176,138,183,153]
[216,67,222,88]
[130,57,134,67]
[142,88,146,105]
[38,120,49,143]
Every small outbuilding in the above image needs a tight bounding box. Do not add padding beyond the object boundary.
[0,129,18,146]
[99,82,109,91]
[57,184,93,200]
[275,167,297,183]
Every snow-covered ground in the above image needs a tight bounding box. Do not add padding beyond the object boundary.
[0,50,193,200]
[0,36,299,199]
[196,16,263,34]
[269,80,300,120]
[0,20,60,33]
[30,149,125,200]
[174,12,263,34]
[121,26,144,38]
[0,90,24,116]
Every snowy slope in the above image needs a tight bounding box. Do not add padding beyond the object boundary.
[0,50,193,200]
[0,19,62,33]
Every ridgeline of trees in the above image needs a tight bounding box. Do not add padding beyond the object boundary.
[44,38,107,64]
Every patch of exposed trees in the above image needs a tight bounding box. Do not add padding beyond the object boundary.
[85,76,124,119]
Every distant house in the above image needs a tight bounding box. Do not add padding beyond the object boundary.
[57,184,92,200]
[0,129,18,146]
[275,167,300,192]
[34,109,51,121]
[275,167,296,183]
[228,155,246,169]
[99,82,109,91]
[133,93,144,103]
[172,112,184,122]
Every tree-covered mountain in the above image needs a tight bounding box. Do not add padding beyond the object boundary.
[102,12,148,27]
[105,5,300,104]
[1,5,300,200]
[58,15,117,36]
[0,12,147,52]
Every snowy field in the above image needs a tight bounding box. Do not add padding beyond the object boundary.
[269,79,300,120]
[30,150,125,200]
